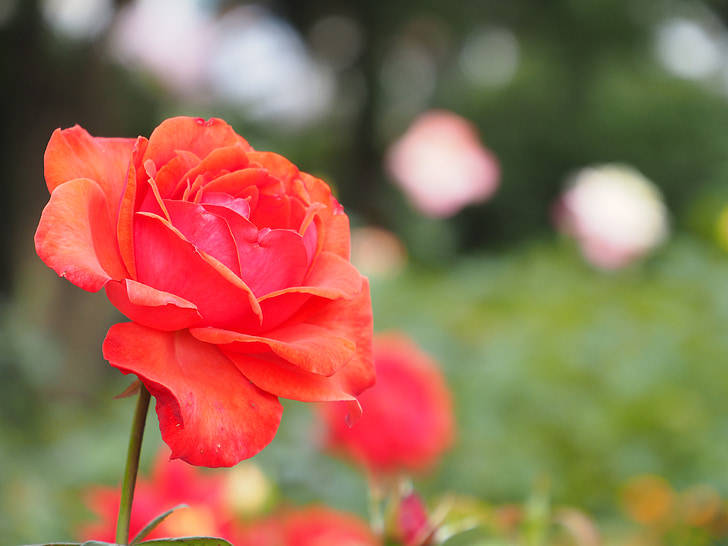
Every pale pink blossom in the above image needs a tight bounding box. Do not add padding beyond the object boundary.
[385,110,500,218]
[555,164,669,270]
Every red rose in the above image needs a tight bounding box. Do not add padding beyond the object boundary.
[36,116,375,467]
[318,332,454,476]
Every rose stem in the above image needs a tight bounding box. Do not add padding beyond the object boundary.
[115,384,151,545]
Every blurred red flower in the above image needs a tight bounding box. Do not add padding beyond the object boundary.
[35,116,375,467]
[233,505,379,546]
[317,332,455,476]
[78,448,235,543]
[385,110,500,218]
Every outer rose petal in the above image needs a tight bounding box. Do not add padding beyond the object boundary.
[223,280,375,412]
[35,178,127,292]
[300,172,351,260]
[105,279,202,331]
[224,351,366,424]
[190,323,356,377]
[103,323,283,467]
[44,125,135,199]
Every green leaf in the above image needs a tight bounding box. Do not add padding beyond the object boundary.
[130,504,189,545]
[138,538,233,546]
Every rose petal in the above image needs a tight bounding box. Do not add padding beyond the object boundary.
[133,212,261,329]
[224,279,374,408]
[44,125,135,200]
[249,194,293,231]
[117,137,150,280]
[35,177,127,292]
[242,229,309,297]
[103,323,283,467]
[202,203,309,297]
[260,251,362,302]
[202,169,282,199]
[300,172,351,259]
[143,117,251,169]
[165,200,242,277]
[182,145,251,195]
[201,192,251,218]
[154,150,201,198]
[190,322,356,377]
[247,151,300,187]
[105,279,202,331]
[224,350,359,406]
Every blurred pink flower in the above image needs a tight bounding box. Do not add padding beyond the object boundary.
[385,110,500,218]
[317,332,455,477]
[396,491,436,546]
[554,164,669,270]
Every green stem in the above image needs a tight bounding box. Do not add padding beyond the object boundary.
[115,385,151,545]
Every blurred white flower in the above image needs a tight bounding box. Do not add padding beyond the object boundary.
[206,5,335,127]
[655,16,725,81]
[108,1,333,127]
[108,0,215,93]
[41,0,114,41]
[555,164,669,270]
[385,110,500,218]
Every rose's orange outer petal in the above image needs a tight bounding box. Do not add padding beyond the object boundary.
[300,172,351,260]
[103,322,283,467]
[35,178,128,292]
[37,126,136,291]
[43,125,135,199]
[190,322,356,377]
[117,136,149,280]
[223,279,375,420]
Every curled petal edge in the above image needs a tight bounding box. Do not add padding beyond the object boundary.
[105,279,202,331]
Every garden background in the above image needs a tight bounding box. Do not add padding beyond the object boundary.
[3,0,728,543]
